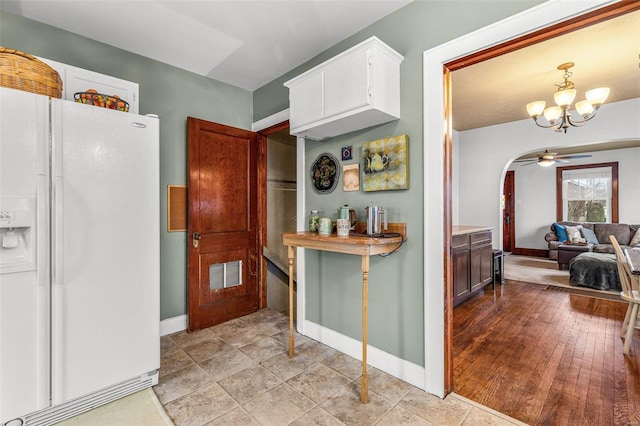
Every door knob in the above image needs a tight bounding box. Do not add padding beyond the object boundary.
[193,232,201,248]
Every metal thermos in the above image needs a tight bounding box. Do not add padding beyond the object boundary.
[365,202,387,235]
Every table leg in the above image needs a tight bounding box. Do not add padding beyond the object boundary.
[361,254,370,403]
[288,245,295,358]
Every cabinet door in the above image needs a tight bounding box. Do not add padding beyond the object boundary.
[324,49,370,118]
[470,231,492,292]
[479,245,493,286]
[470,246,483,292]
[453,249,470,302]
[39,57,140,114]
[289,73,323,129]
[452,234,470,306]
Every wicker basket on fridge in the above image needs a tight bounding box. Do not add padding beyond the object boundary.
[0,47,63,98]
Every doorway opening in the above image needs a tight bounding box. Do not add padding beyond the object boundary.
[261,127,298,316]
[443,0,638,415]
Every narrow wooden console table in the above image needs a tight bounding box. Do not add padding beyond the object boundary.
[281,231,404,403]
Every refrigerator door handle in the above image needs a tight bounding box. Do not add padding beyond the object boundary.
[51,174,65,403]
[52,175,64,289]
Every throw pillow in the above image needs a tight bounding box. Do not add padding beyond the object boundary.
[580,227,599,245]
[565,225,583,242]
[630,228,640,246]
[553,223,568,242]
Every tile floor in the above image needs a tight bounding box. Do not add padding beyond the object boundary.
[154,308,525,426]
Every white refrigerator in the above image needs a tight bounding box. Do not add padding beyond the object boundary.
[0,87,160,425]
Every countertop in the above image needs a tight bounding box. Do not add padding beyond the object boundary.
[452,225,493,236]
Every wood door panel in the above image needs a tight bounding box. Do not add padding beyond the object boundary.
[198,133,250,232]
[199,231,251,252]
[503,170,515,252]
[187,117,259,331]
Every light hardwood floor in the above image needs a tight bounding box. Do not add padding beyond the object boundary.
[453,280,640,425]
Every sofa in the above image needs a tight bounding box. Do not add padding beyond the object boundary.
[544,221,640,260]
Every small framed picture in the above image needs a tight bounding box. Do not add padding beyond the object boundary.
[341,146,353,161]
[362,134,409,191]
[343,164,359,192]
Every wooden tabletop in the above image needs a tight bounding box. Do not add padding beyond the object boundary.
[282,231,403,256]
[624,248,640,275]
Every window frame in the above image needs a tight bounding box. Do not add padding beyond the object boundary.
[556,161,619,223]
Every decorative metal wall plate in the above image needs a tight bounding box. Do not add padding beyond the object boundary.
[310,152,339,194]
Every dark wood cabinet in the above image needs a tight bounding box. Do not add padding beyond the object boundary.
[453,229,492,307]
[452,234,471,302]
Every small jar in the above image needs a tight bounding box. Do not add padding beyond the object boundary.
[308,210,320,232]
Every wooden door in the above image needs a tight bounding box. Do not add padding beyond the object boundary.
[187,117,260,331]
[503,170,515,253]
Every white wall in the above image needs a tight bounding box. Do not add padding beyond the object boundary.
[508,146,640,250]
[454,98,640,249]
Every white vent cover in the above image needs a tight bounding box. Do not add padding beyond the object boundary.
[209,260,243,290]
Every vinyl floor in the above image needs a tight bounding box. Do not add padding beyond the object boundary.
[154,308,525,426]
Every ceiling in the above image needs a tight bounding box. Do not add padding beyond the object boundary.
[1,1,638,133]
[0,0,411,91]
[452,9,640,131]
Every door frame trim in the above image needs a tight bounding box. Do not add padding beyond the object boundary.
[256,120,289,308]
[252,110,307,331]
[424,0,624,397]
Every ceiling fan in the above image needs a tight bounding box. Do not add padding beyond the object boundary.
[513,150,592,167]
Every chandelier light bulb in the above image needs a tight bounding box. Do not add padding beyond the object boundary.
[575,100,595,116]
[526,101,546,117]
[526,63,608,133]
[553,89,576,107]
[543,106,563,122]
[585,87,610,106]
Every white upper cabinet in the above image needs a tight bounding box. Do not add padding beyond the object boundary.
[284,37,404,140]
[38,57,140,114]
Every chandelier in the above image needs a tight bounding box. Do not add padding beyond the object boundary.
[526,62,609,133]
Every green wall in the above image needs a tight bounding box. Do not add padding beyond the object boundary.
[0,11,253,320]
[253,0,543,366]
[1,1,545,361]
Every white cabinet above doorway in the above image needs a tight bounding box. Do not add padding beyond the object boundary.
[284,36,404,141]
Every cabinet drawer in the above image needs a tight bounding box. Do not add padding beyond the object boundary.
[452,234,469,250]
[470,231,491,246]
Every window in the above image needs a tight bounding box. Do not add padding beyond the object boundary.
[556,162,618,223]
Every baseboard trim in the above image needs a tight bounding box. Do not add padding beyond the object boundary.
[512,248,548,258]
[160,315,187,336]
[303,320,425,390]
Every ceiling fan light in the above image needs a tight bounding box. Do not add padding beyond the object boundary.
[538,159,555,167]
[553,89,576,107]
[575,99,594,116]
[526,101,546,117]
[543,106,563,122]
[585,87,610,106]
